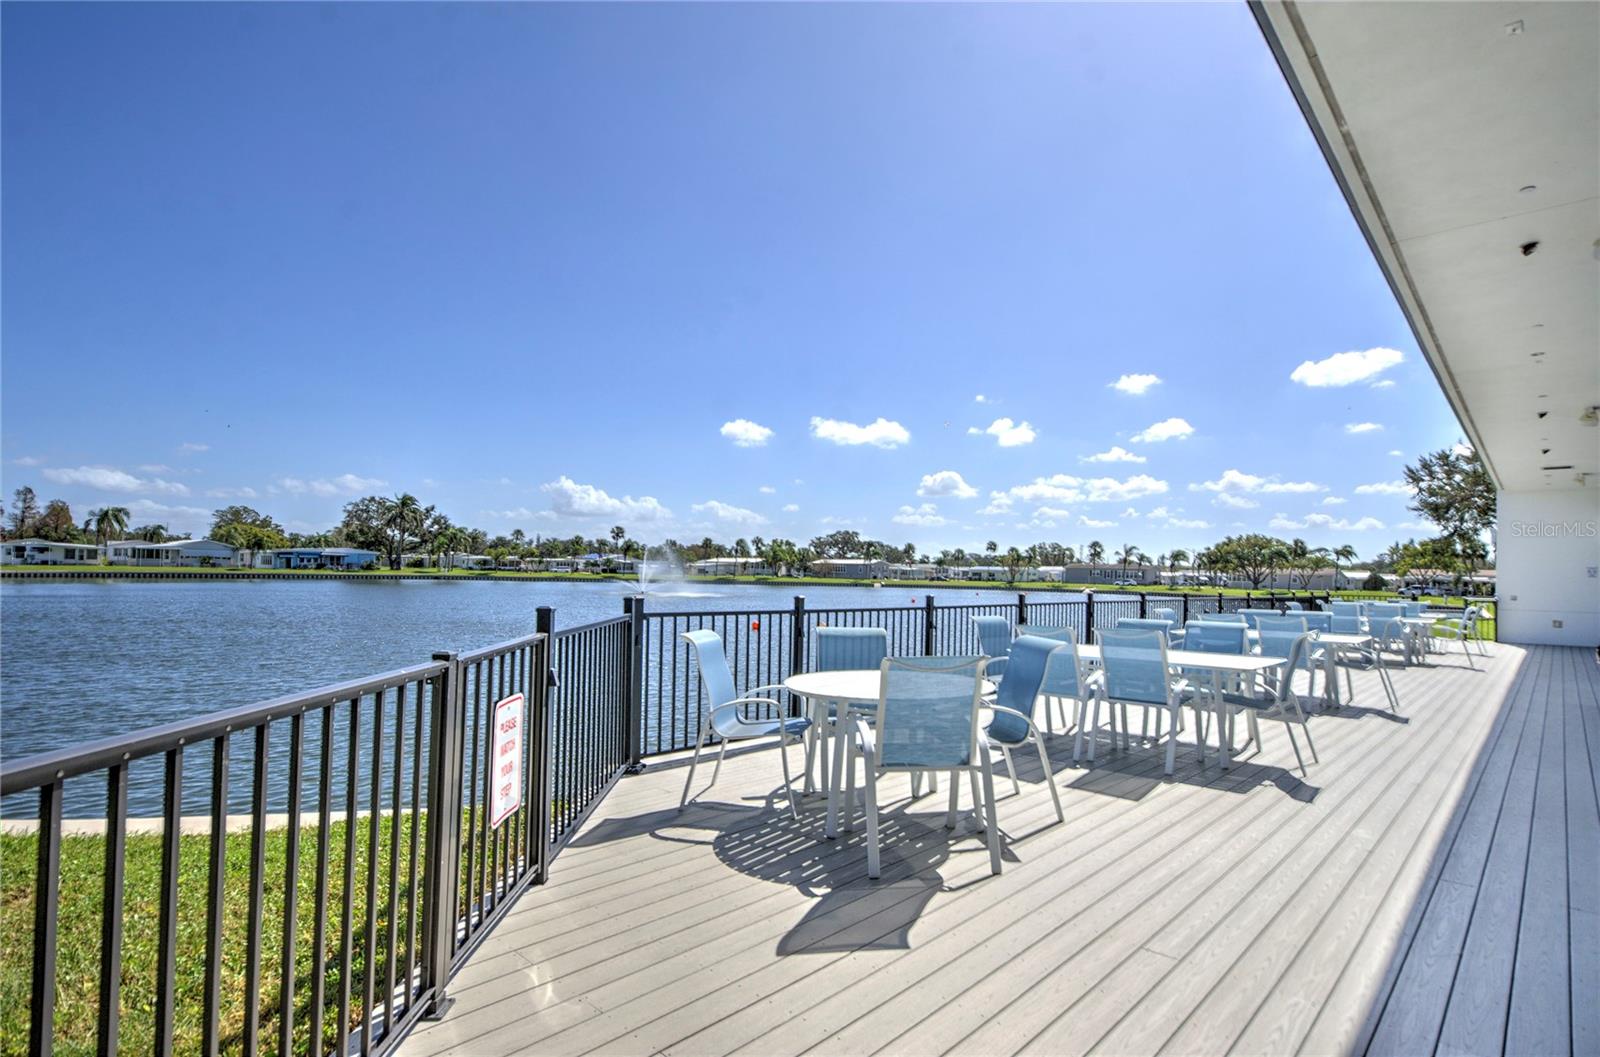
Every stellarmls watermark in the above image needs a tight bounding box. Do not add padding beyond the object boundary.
[1506,520,1598,538]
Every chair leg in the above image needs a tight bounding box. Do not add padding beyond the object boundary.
[801,723,817,794]
[978,757,1002,875]
[711,738,728,786]
[843,734,857,832]
[679,737,707,809]
[863,761,881,879]
[967,768,986,832]
[1075,698,1091,763]
[929,769,938,794]
[1002,746,1021,797]
[911,772,922,799]
[946,768,961,829]
[1284,722,1308,777]
[1163,702,1179,775]
[1303,722,1320,764]
[778,733,799,819]
[1035,736,1064,822]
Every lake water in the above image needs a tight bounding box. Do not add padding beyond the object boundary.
[1,577,1050,768]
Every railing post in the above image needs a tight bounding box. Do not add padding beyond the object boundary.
[1084,589,1096,643]
[1181,594,1190,623]
[530,617,554,883]
[623,596,645,773]
[790,596,807,675]
[1017,591,1028,628]
[422,651,465,1020]
[923,595,936,655]
[1138,592,1148,619]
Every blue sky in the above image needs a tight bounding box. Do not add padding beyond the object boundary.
[1,2,1463,559]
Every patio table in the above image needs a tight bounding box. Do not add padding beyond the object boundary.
[1315,631,1400,712]
[1076,645,1287,770]
[783,668,996,839]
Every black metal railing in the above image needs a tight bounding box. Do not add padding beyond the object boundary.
[0,611,635,1057]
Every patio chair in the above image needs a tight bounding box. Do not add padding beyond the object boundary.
[972,615,1014,679]
[1238,607,1282,629]
[981,635,1065,821]
[1284,601,1304,611]
[812,626,892,791]
[1093,629,1208,775]
[854,656,1002,878]
[1367,603,1419,664]
[1114,616,1181,644]
[1435,605,1487,668]
[1182,620,1250,654]
[1017,625,1076,642]
[1296,611,1333,633]
[1152,606,1180,625]
[679,630,811,818]
[1215,632,1319,777]
[1256,615,1327,702]
[1329,600,1366,635]
[1197,611,1248,625]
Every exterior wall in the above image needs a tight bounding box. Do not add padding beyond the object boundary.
[812,559,888,578]
[1497,488,1600,646]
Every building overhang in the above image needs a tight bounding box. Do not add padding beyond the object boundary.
[1250,1,1599,493]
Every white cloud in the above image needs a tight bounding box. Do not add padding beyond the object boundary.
[917,470,978,499]
[1122,507,1141,519]
[810,416,910,449]
[693,499,766,526]
[758,485,776,494]
[1345,422,1384,434]
[333,473,385,493]
[1033,505,1073,520]
[178,442,209,453]
[1212,493,1258,509]
[1145,506,1169,519]
[1274,512,1387,532]
[782,503,799,513]
[277,473,385,497]
[1081,445,1146,464]
[1289,346,1404,387]
[1130,417,1194,443]
[540,476,672,520]
[43,466,191,496]
[1354,480,1414,496]
[966,427,983,436]
[486,507,541,521]
[720,419,773,448]
[1322,496,1347,506]
[1109,373,1162,396]
[124,499,211,532]
[11,455,44,467]
[1190,469,1325,495]
[1370,379,1397,390]
[1078,516,1117,529]
[979,492,1014,516]
[1451,442,1474,457]
[1167,517,1211,529]
[1388,450,1404,457]
[1396,520,1435,532]
[999,473,1168,505]
[980,417,1037,447]
[204,486,261,499]
[892,503,947,526]
[974,394,991,404]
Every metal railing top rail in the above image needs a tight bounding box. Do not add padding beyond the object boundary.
[457,628,547,664]
[0,659,450,795]
[549,614,633,636]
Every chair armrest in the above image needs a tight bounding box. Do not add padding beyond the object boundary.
[986,703,1045,744]
[984,656,1010,677]
[853,716,876,761]
[744,683,793,696]
[708,696,785,722]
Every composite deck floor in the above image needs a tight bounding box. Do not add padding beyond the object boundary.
[402,642,1599,1057]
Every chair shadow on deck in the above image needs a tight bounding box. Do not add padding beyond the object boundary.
[566,781,1016,956]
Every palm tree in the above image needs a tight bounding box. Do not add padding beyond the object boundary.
[1115,544,1141,578]
[87,506,130,545]
[1087,540,1105,567]
[381,494,424,569]
[985,540,998,558]
[1330,543,1358,588]
[1168,548,1190,577]
[610,525,626,553]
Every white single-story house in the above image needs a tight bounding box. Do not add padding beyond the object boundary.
[1,539,104,565]
[884,563,937,580]
[529,557,584,573]
[105,539,240,567]
[689,557,772,577]
[811,558,889,579]
[319,548,380,570]
[452,554,496,570]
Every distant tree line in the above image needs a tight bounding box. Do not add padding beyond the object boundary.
[1,447,1494,582]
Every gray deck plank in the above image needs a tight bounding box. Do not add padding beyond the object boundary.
[1505,649,1572,1056]
[1435,648,1554,1057]
[1363,648,1544,1057]
[393,643,1597,1057]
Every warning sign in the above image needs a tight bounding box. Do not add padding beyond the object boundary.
[488,692,525,828]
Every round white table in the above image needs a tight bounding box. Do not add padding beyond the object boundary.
[783,668,995,838]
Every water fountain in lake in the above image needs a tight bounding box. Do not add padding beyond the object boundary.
[622,552,723,599]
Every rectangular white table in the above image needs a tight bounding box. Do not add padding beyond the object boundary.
[1316,631,1401,713]
[1075,644,1288,770]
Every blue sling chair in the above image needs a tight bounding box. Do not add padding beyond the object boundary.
[679,630,811,818]
[1093,629,1209,775]
[1214,632,1319,777]
[852,656,1002,878]
[971,615,1014,680]
[981,635,1066,822]
[811,627,892,794]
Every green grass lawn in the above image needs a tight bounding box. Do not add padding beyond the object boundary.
[0,814,439,1057]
